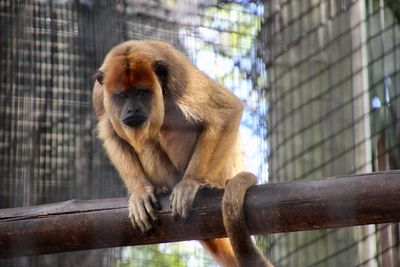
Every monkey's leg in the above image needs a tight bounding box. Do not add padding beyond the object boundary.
[170,101,243,218]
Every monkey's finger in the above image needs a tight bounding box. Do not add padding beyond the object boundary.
[183,184,199,218]
[136,220,147,233]
[130,207,148,233]
[149,192,162,211]
[180,191,190,218]
[135,201,152,233]
[177,195,185,218]
[144,197,158,223]
[169,191,175,207]
[170,192,179,218]
[129,204,142,230]
[128,210,138,231]
[174,192,182,215]
[139,204,153,232]
[170,191,176,210]
[149,192,157,204]
[181,189,194,218]
[181,198,190,219]
[129,218,137,231]
[175,190,185,218]
[129,200,141,230]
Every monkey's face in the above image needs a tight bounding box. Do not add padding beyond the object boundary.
[94,43,168,151]
[112,88,152,128]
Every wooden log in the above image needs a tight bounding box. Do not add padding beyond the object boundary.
[1,170,400,258]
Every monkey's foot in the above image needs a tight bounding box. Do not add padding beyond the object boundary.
[170,179,202,219]
[128,187,161,233]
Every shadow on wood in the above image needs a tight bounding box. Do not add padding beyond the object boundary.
[1,170,400,258]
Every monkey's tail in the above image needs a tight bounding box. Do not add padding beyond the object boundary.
[222,171,274,267]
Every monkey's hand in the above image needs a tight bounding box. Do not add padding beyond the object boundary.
[170,179,202,219]
[129,185,160,233]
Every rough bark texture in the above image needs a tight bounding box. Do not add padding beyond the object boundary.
[1,170,400,258]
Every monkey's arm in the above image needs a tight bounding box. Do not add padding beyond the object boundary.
[171,85,243,218]
[97,117,159,232]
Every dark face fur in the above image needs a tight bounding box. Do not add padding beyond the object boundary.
[93,59,167,129]
[112,88,152,128]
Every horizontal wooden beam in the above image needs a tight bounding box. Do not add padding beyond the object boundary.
[1,170,400,258]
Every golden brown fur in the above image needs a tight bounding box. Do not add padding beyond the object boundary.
[93,40,243,266]
[93,40,276,267]
[222,172,274,267]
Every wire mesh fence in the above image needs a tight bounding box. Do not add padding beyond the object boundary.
[262,0,400,266]
[0,0,265,266]
[1,0,400,266]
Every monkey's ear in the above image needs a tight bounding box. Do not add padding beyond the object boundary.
[92,70,105,85]
[153,60,168,85]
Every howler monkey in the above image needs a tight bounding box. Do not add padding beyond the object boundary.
[93,40,272,266]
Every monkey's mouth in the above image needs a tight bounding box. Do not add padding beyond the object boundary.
[123,115,148,127]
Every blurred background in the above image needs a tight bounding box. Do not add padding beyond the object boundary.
[0,0,399,266]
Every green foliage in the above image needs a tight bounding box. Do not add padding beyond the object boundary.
[117,245,184,267]
[117,243,215,267]
[202,3,261,56]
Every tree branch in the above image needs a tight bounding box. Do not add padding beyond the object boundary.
[1,170,400,258]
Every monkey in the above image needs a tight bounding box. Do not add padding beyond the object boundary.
[92,39,273,266]
[222,172,274,267]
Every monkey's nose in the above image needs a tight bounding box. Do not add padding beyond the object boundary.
[127,107,140,114]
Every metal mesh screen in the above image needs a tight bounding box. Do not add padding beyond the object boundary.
[2,0,400,266]
[262,0,400,266]
[0,0,265,266]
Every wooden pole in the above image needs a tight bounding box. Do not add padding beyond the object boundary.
[1,170,400,258]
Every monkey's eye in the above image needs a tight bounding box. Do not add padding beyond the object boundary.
[153,61,167,79]
[115,91,127,99]
[137,90,145,96]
